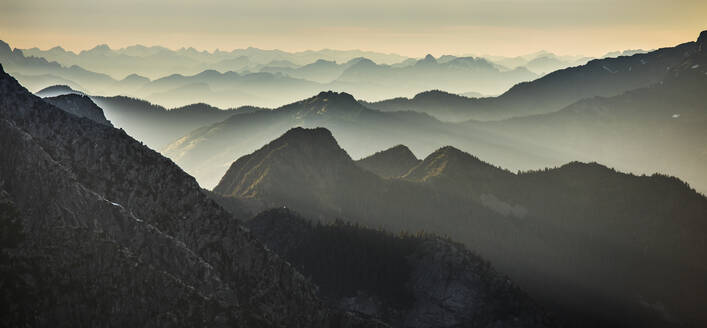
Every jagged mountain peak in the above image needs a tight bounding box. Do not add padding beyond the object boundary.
[698,30,707,51]
[212,126,356,198]
[417,54,438,65]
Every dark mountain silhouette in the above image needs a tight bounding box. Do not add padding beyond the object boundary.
[367,32,706,121]
[42,94,112,126]
[211,127,707,328]
[0,64,384,327]
[356,145,421,178]
[247,208,555,328]
[90,95,255,150]
[35,84,84,97]
[164,91,555,188]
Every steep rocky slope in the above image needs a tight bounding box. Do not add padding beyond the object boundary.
[0,64,383,327]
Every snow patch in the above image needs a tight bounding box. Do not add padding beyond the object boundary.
[691,64,700,69]
[672,114,680,118]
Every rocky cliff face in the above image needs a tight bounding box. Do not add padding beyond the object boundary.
[0,64,384,327]
[247,208,554,328]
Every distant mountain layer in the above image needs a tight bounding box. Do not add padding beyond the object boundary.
[0,63,384,327]
[20,44,410,79]
[4,40,538,108]
[367,32,704,121]
[211,126,707,328]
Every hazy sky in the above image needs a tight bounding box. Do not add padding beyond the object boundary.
[1,0,705,57]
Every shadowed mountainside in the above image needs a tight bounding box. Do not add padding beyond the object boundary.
[43,93,112,126]
[211,127,707,328]
[0,64,386,327]
[246,208,555,328]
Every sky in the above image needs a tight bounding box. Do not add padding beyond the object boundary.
[1,0,705,57]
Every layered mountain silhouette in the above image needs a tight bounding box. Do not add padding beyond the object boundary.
[330,55,536,97]
[368,32,705,121]
[4,41,539,108]
[163,91,555,188]
[465,31,707,191]
[247,208,554,327]
[210,127,707,328]
[21,44,409,79]
[89,96,255,150]
[0,64,389,327]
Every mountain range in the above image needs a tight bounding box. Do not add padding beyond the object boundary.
[3,40,540,108]
[161,91,557,189]
[366,36,701,121]
[0,62,562,328]
[210,126,707,328]
[0,63,386,327]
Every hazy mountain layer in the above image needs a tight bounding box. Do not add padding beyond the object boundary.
[163,92,558,189]
[20,44,410,79]
[4,40,540,109]
[0,64,384,327]
[89,96,257,150]
[211,127,707,327]
[466,33,707,192]
[367,33,704,121]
